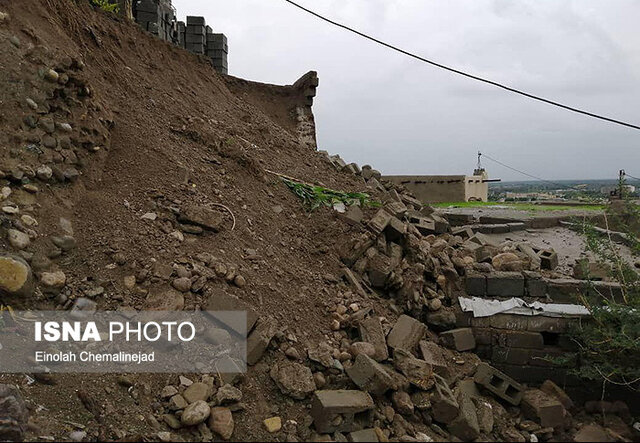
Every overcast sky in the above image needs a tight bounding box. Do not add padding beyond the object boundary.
[173,0,640,181]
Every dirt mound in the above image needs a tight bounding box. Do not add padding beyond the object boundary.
[0,1,636,442]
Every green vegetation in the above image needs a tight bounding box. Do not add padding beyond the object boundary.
[91,0,119,13]
[433,201,605,212]
[565,191,640,391]
[282,178,380,211]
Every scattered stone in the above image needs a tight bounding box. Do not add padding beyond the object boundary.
[172,277,192,292]
[40,271,66,293]
[179,206,223,231]
[0,255,33,297]
[392,391,414,415]
[346,354,399,396]
[145,288,185,311]
[270,360,316,400]
[51,235,76,251]
[181,400,211,426]
[0,384,29,442]
[246,318,278,365]
[216,384,242,405]
[44,69,59,82]
[183,383,210,404]
[141,212,157,221]
[170,394,188,410]
[161,386,178,398]
[208,407,234,440]
[20,215,38,227]
[9,35,20,47]
[7,229,30,250]
[492,252,524,271]
[263,416,282,433]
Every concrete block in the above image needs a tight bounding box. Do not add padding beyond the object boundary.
[358,317,389,362]
[386,315,427,352]
[508,222,527,231]
[186,24,206,35]
[419,341,453,382]
[246,317,278,365]
[494,330,544,349]
[186,16,206,26]
[486,271,525,297]
[346,354,398,396]
[540,380,574,410]
[539,250,559,270]
[384,201,407,217]
[518,244,542,270]
[448,392,480,441]
[136,11,158,22]
[468,232,495,246]
[338,234,374,266]
[524,271,547,297]
[492,346,530,365]
[392,348,433,391]
[440,328,476,352]
[452,226,474,239]
[489,224,510,234]
[205,291,258,334]
[521,389,565,428]
[186,33,205,44]
[338,205,364,226]
[384,216,406,242]
[366,254,392,288]
[431,374,459,424]
[471,328,492,346]
[186,43,205,54]
[526,316,570,333]
[465,272,486,296]
[367,209,392,235]
[530,217,561,229]
[489,314,529,330]
[311,390,374,434]
[474,363,524,405]
[445,213,475,226]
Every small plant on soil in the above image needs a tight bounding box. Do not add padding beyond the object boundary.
[91,0,119,13]
[282,177,380,211]
[565,184,640,391]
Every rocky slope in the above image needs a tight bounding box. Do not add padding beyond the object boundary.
[0,1,636,442]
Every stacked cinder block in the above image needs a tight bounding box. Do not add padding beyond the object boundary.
[175,20,186,48]
[185,16,206,55]
[207,33,228,74]
[134,0,174,41]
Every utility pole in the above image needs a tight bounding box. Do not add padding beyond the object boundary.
[619,169,626,198]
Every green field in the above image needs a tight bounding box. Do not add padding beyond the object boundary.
[432,201,606,212]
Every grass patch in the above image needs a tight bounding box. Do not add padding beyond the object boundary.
[432,201,605,212]
[282,178,380,211]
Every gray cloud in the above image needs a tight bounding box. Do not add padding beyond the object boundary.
[173,0,640,181]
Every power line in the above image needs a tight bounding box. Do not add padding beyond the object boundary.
[282,0,640,132]
[480,153,585,191]
[624,172,640,181]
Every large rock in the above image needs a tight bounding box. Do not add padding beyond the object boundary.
[0,255,33,297]
[179,206,223,232]
[208,407,234,440]
[492,252,524,271]
[270,360,316,400]
[0,384,29,442]
[145,288,185,311]
[40,271,66,294]
[181,400,210,426]
[448,392,480,441]
[7,230,30,250]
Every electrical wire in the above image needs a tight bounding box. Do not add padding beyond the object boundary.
[480,153,586,191]
[282,0,640,131]
[624,172,640,181]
